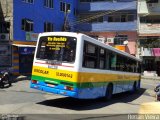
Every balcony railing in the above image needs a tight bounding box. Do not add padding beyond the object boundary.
[139,23,160,34]
[75,21,137,32]
[78,1,137,12]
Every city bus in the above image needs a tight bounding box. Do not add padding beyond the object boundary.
[30,32,141,100]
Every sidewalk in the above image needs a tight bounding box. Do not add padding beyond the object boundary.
[12,75,31,83]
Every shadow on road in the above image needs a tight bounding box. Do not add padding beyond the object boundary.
[0,84,11,89]
[37,88,146,111]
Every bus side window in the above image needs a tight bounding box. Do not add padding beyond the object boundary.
[83,41,98,68]
[37,41,46,59]
[138,62,142,73]
[116,55,124,71]
[63,40,76,62]
[99,48,105,69]
[109,52,116,70]
[105,50,109,69]
[123,57,128,72]
[116,55,119,71]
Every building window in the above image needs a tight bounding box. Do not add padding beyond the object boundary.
[44,0,54,8]
[108,14,135,22]
[128,15,135,22]
[74,8,77,16]
[60,2,71,13]
[0,22,10,33]
[89,16,104,23]
[0,45,11,67]
[22,0,34,3]
[80,0,113,2]
[44,22,54,32]
[60,2,65,12]
[147,0,158,3]
[66,4,71,12]
[114,35,128,45]
[140,16,160,23]
[21,18,33,32]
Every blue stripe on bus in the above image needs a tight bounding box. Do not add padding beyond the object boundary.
[30,82,106,99]
[30,83,138,99]
[30,81,139,99]
[30,82,78,98]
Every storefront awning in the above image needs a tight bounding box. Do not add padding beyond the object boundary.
[138,0,149,15]
[12,44,36,47]
[13,44,36,54]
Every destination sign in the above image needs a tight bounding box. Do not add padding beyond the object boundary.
[46,37,67,50]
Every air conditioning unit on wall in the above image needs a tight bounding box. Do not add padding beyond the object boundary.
[106,38,114,43]
[98,37,105,43]
[0,33,9,41]
[98,37,114,44]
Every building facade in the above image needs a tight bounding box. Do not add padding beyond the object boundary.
[0,0,77,75]
[0,0,12,72]
[138,0,160,76]
[75,0,138,55]
[1,0,159,77]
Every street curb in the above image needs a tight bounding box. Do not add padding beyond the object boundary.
[12,75,31,82]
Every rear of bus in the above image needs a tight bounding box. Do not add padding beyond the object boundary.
[30,32,80,98]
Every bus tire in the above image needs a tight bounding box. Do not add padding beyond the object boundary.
[104,83,113,101]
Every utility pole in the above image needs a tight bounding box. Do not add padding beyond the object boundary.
[62,9,70,31]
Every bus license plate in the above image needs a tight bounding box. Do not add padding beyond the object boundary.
[47,84,55,87]
[48,65,58,69]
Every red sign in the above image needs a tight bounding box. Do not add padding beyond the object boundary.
[152,48,160,56]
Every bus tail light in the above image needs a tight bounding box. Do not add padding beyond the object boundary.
[32,80,38,84]
[65,86,74,91]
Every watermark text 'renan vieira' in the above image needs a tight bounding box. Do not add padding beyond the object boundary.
[0,114,25,120]
[128,114,160,120]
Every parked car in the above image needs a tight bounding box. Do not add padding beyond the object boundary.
[154,84,160,101]
[0,69,12,88]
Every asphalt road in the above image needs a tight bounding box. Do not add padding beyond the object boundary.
[0,76,158,120]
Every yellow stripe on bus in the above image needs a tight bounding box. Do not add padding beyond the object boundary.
[78,72,139,82]
[32,66,140,83]
[32,66,78,82]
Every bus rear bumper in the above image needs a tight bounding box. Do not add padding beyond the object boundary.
[30,83,77,98]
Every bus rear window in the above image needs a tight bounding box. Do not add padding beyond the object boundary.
[36,36,77,62]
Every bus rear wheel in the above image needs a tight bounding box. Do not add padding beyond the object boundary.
[104,83,113,101]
